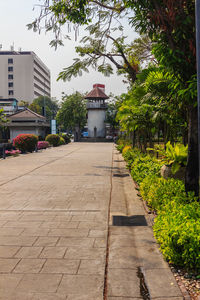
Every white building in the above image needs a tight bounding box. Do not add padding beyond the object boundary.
[0,51,51,103]
[85,84,108,138]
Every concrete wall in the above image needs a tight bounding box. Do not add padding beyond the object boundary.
[10,127,46,140]
[88,109,106,137]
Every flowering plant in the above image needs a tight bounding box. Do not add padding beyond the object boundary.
[5,150,21,156]
[13,134,38,153]
[37,141,50,150]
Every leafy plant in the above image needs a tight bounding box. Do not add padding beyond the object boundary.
[45,134,60,147]
[59,137,66,145]
[148,142,188,174]
[153,200,200,269]
[131,155,162,184]
[13,134,38,153]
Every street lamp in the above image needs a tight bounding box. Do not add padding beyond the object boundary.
[196,0,200,196]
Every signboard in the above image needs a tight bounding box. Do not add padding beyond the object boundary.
[51,120,57,134]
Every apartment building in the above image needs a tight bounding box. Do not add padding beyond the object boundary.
[0,51,51,103]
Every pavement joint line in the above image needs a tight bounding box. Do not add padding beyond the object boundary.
[0,147,81,188]
[103,144,114,300]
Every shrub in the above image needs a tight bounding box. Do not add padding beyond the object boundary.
[131,155,162,184]
[37,141,50,150]
[141,177,186,211]
[116,144,124,153]
[122,145,132,155]
[13,134,38,153]
[59,133,71,144]
[123,148,143,169]
[153,200,200,269]
[59,137,66,145]
[45,134,60,147]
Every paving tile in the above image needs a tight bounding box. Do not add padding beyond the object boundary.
[0,258,20,272]
[40,222,61,228]
[107,268,140,297]
[53,216,72,222]
[64,247,106,260]
[58,222,79,228]
[0,227,24,236]
[57,237,94,247]
[108,247,139,269]
[34,237,59,247]
[40,247,67,258]
[19,215,55,222]
[0,274,23,293]
[94,237,107,248]
[89,229,106,238]
[78,259,105,275]
[78,221,106,229]
[145,269,182,298]
[17,274,62,293]
[41,259,80,274]
[67,293,103,300]
[31,293,67,299]
[21,228,50,236]
[3,221,42,228]
[0,291,34,300]
[15,247,43,258]
[58,274,103,294]
[108,298,142,300]
[13,258,46,273]
[0,236,37,246]
[48,228,89,237]
[0,246,20,258]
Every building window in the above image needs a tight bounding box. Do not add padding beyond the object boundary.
[8,74,13,79]
[8,82,13,87]
[8,66,13,72]
[8,58,13,64]
[8,90,14,95]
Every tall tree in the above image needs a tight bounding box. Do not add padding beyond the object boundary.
[29,96,59,120]
[56,92,87,140]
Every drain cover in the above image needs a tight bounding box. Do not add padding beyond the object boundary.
[113,173,129,177]
[112,215,147,226]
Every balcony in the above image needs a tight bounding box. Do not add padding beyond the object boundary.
[86,102,107,109]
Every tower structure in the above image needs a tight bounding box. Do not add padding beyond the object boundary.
[85,84,109,138]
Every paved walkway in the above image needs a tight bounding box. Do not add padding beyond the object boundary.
[0,143,183,300]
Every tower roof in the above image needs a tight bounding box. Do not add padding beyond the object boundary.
[84,86,109,100]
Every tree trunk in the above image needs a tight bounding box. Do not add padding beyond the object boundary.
[185,105,199,197]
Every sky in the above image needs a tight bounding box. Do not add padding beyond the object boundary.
[0,0,137,101]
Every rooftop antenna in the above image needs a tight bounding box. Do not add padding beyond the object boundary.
[0,44,2,50]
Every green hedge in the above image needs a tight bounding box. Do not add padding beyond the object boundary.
[118,141,199,270]
[154,201,200,269]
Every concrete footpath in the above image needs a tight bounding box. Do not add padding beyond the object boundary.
[0,143,183,299]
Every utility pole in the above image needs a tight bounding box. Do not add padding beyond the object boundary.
[196,0,200,196]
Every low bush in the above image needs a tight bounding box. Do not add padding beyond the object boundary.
[37,141,50,150]
[123,148,143,169]
[13,134,38,153]
[59,133,71,144]
[45,134,60,147]
[59,137,66,145]
[140,177,187,211]
[130,155,162,184]
[154,200,200,269]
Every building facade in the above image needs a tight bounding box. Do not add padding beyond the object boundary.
[0,51,51,103]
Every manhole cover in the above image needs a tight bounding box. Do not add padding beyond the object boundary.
[113,173,129,177]
[112,215,148,226]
